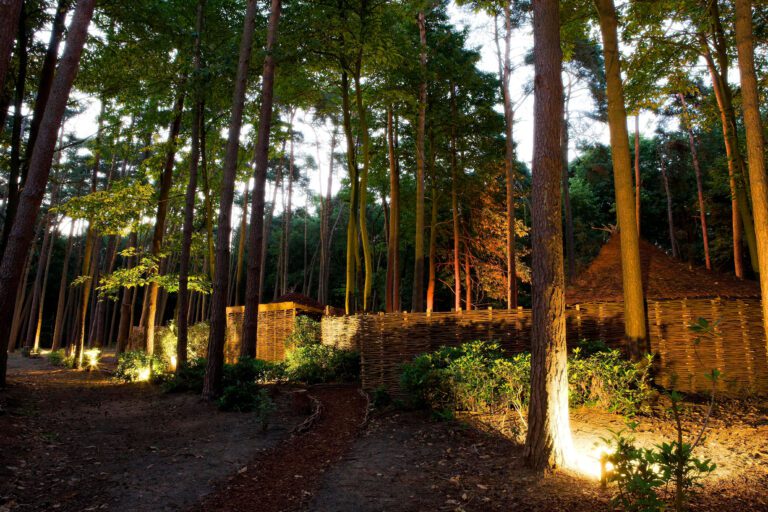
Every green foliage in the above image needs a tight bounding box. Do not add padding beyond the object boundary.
[96,253,210,300]
[284,345,360,384]
[603,429,716,512]
[47,349,74,368]
[156,321,210,366]
[400,341,652,420]
[285,316,322,350]
[163,358,208,393]
[115,351,165,383]
[569,347,654,416]
[164,357,285,394]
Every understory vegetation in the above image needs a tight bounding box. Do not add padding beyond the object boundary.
[400,340,653,422]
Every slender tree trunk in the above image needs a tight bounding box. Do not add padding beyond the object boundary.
[449,90,461,311]
[677,94,710,270]
[242,0,281,359]
[525,0,573,470]
[594,0,647,356]
[261,145,284,302]
[234,187,248,305]
[426,130,437,312]
[562,83,576,283]
[341,70,359,314]
[145,90,185,355]
[319,129,336,305]
[204,0,260,397]
[200,117,215,279]
[116,232,137,353]
[23,0,68,174]
[0,0,23,121]
[734,0,768,341]
[52,222,75,350]
[93,234,118,347]
[464,228,471,310]
[177,1,204,368]
[412,10,427,313]
[281,112,295,296]
[1,7,28,258]
[659,151,678,258]
[634,114,641,234]
[353,66,374,311]
[0,0,95,385]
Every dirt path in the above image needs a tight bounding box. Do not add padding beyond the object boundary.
[192,384,367,512]
[0,354,306,512]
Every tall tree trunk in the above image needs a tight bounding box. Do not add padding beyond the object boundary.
[177,0,204,368]
[659,150,678,258]
[200,116,215,279]
[495,5,518,309]
[634,114,641,234]
[281,111,295,296]
[464,225,471,310]
[677,94,710,270]
[384,109,401,313]
[0,0,94,385]
[261,144,284,302]
[0,0,23,124]
[525,0,573,470]
[242,0,281,359]
[411,10,427,313]
[353,66,374,311]
[204,0,259,397]
[734,0,768,341]
[116,231,137,353]
[562,82,576,283]
[234,187,248,305]
[145,90,185,355]
[51,221,75,350]
[426,130,437,312]
[23,0,68,174]
[449,90,461,311]
[1,7,28,258]
[93,234,118,347]
[341,69,359,314]
[594,0,647,356]
[319,129,336,305]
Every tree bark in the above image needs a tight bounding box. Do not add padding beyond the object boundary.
[0,0,23,122]
[412,10,427,313]
[594,0,647,356]
[51,221,75,350]
[525,0,573,470]
[0,0,95,385]
[449,91,461,312]
[562,82,576,283]
[634,114,641,234]
[116,231,137,354]
[659,150,678,258]
[241,0,281,360]
[145,90,185,355]
[734,0,768,342]
[319,129,336,306]
[426,130,437,312]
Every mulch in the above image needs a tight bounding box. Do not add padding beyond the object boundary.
[191,384,368,512]
[566,233,760,303]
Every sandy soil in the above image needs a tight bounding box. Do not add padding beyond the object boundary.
[0,354,306,511]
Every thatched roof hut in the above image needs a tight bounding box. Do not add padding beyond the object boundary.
[566,234,760,304]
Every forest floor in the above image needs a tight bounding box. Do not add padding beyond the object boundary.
[2,355,767,511]
[0,353,308,512]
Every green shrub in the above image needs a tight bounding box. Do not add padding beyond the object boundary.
[400,340,652,419]
[115,350,165,382]
[156,321,210,366]
[284,345,360,384]
[285,316,321,350]
[569,348,653,415]
[48,349,74,368]
[224,357,285,385]
[163,357,207,392]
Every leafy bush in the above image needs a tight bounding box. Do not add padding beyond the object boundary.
[48,349,74,368]
[163,357,207,392]
[217,383,276,427]
[569,347,653,415]
[164,357,285,393]
[115,350,165,382]
[285,316,321,350]
[156,321,210,366]
[400,340,652,420]
[284,345,360,384]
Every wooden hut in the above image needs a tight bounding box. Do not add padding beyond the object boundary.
[225,293,326,363]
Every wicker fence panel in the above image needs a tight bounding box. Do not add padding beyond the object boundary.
[348,299,768,398]
[225,306,297,363]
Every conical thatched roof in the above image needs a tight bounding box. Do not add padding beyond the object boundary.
[566,234,760,304]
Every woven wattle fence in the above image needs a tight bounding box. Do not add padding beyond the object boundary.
[320,299,768,398]
[225,306,297,363]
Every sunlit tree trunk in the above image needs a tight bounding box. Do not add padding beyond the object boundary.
[234,187,248,305]
[0,0,95,385]
[634,115,641,234]
[116,231,137,354]
[426,131,437,312]
[341,69,359,314]
[734,0,768,341]
[51,221,75,350]
[354,67,374,311]
[204,0,260,397]
[412,10,427,313]
[677,94,710,269]
[449,88,461,311]
[525,0,573,470]
[241,0,281,359]
[594,0,647,357]
[145,90,185,355]
[319,129,336,305]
